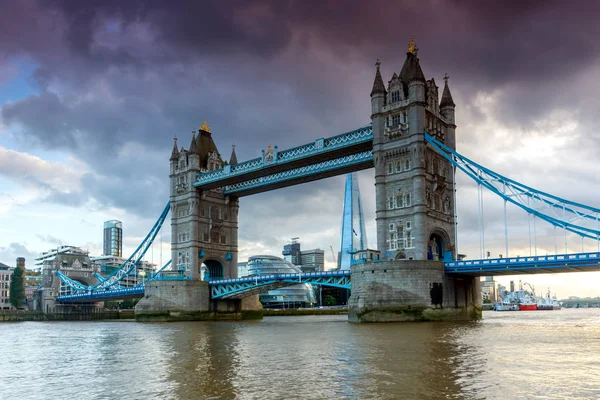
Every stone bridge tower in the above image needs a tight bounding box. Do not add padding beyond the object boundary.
[169,119,239,280]
[370,37,457,262]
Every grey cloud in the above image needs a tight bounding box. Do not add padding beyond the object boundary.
[36,234,65,246]
[0,243,39,267]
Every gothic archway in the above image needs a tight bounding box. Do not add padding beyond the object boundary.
[202,259,224,281]
[428,229,451,261]
[395,252,407,260]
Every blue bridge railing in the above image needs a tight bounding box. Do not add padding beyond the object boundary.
[445,251,600,275]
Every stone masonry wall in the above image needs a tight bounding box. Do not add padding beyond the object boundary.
[348,260,481,322]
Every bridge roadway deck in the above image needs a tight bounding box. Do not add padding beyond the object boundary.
[445,251,600,276]
[57,287,145,303]
[55,253,600,303]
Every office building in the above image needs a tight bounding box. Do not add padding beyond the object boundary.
[282,238,301,265]
[103,220,123,257]
[299,249,325,273]
[481,276,497,302]
[282,239,325,273]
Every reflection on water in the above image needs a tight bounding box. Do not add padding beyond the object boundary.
[2,310,600,399]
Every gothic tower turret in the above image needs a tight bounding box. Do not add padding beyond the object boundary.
[371,38,457,262]
[170,119,239,280]
[439,74,456,149]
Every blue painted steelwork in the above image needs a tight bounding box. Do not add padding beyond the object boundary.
[92,202,170,290]
[145,260,172,282]
[56,202,170,295]
[93,272,126,290]
[223,151,373,195]
[56,270,89,292]
[339,173,367,270]
[445,251,600,276]
[57,287,145,303]
[209,270,351,299]
[195,125,373,187]
[57,260,175,303]
[424,133,600,240]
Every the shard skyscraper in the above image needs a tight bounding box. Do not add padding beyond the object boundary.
[339,172,367,269]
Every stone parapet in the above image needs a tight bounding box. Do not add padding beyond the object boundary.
[348,260,481,322]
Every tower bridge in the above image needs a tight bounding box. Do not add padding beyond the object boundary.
[51,38,600,322]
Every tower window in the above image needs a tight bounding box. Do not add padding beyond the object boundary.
[387,163,393,175]
[406,221,412,230]
[405,193,412,207]
[389,223,395,232]
[389,197,394,209]
[404,158,411,171]
[390,114,401,126]
[395,193,403,208]
[391,91,400,103]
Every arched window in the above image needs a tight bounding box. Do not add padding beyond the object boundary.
[387,163,393,174]
[389,197,394,209]
[405,193,411,207]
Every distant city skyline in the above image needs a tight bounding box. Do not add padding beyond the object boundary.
[2,1,600,298]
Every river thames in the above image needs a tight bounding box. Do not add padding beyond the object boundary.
[1,309,599,399]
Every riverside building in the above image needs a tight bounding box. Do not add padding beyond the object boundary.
[246,255,316,308]
[0,261,14,310]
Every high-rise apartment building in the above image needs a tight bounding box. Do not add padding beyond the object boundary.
[103,220,123,257]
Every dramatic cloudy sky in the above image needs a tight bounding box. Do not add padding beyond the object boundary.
[1,0,600,297]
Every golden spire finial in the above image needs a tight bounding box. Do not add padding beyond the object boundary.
[200,118,211,133]
[408,36,416,55]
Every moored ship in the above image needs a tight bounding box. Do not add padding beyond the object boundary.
[519,301,537,311]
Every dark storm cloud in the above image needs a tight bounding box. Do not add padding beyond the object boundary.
[1,0,600,245]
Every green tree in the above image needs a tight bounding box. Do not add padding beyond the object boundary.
[323,295,337,306]
[9,266,25,309]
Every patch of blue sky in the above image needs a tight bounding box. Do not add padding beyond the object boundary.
[0,61,39,104]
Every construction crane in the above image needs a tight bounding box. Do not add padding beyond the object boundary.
[523,282,536,297]
[330,246,337,266]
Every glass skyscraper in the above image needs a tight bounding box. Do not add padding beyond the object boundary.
[103,220,123,257]
[339,173,367,269]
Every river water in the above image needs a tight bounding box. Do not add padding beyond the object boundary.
[1,309,599,399]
